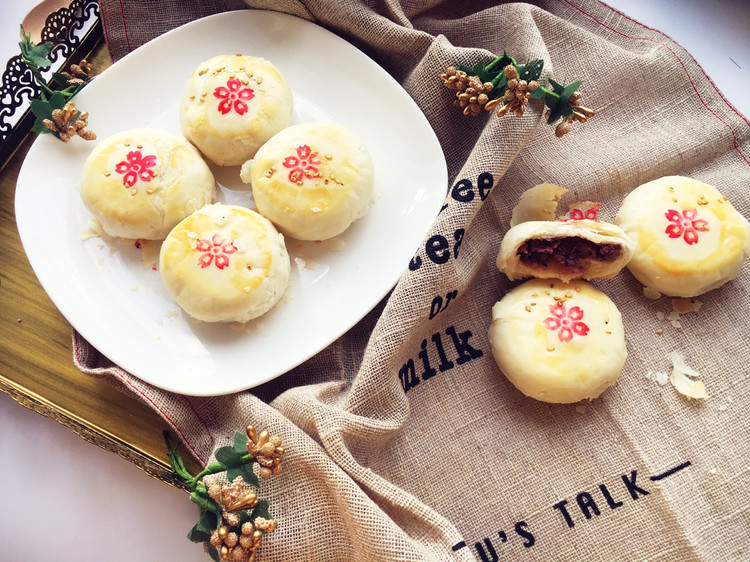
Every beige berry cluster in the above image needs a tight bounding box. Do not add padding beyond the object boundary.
[209,517,277,562]
[59,59,94,86]
[485,65,539,118]
[42,101,96,141]
[440,67,495,116]
[246,426,283,479]
[548,90,596,137]
[208,477,259,527]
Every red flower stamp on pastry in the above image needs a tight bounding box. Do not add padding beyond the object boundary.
[544,303,589,342]
[568,207,598,220]
[559,202,600,222]
[283,144,321,184]
[195,233,237,270]
[665,208,708,245]
[213,78,254,115]
[115,150,157,188]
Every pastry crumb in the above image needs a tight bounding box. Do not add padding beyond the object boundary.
[669,351,708,400]
[671,298,702,314]
[643,286,662,300]
[325,237,346,252]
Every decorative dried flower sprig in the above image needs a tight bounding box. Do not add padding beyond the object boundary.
[440,53,595,137]
[165,426,284,562]
[18,26,96,142]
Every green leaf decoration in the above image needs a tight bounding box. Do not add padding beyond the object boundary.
[207,545,221,562]
[545,80,581,123]
[225,466,241,483]
[469,62,485,76]
[491,53,516,72]
[560,80,582,102]
[240,463,260,488]
[163,427,282,561]
[233,430,248,455]
[29,98,53,122]
[49,72,88,94]
[547,77,565,95]
[530,87,546,99]
[29,92,72,137]
[32,119,51,135]
[187,523,212,543]
[215,446,243,469]
[492,73,509,93]
[546,98,568,124]
[19,27,52,70]
[196,509,219,532]
[190,490,221,517]
[163,431,194,483]
[517,59,544,82]
[239,510,254,526]
[251,499,271,521]
[226,459,257,486]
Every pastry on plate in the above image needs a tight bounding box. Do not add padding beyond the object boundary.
[488,278,627,403]
[179,54,293,166]
[240,121,375,241]
[615,175,750,297]
[159,204,290,323]
[79,128,215,240]
[496,219,634,282]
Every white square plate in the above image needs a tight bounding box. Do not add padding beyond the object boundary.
[16,10,447,396]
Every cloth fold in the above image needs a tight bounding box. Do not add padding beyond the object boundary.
[77,1,750,559]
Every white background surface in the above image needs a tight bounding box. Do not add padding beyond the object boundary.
[2,1,748,560]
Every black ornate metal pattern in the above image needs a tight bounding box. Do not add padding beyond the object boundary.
[0,0,100,143]
[0,56,41,138]
[42,0,100,64]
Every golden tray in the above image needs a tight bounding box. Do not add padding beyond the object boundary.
[0,39,202,486]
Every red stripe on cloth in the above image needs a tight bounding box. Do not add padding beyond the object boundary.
[563,0,750,166]
[99,8,115,62]
[118,0,133,52]
[72,335,209,465]
[115,372,209,465]
[185,397,215,445]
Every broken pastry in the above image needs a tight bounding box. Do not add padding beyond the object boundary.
[615,175,750,297]
[509,182,568,227]
[497,219,635,282]
[159,204,290,323]
[488,278,627,403]
[179,54,293,166]
[240,121,375,241]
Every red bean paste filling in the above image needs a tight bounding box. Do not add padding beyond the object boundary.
[517,237,621,272]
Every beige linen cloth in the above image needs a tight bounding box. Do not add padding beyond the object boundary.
[76,0,750,560]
